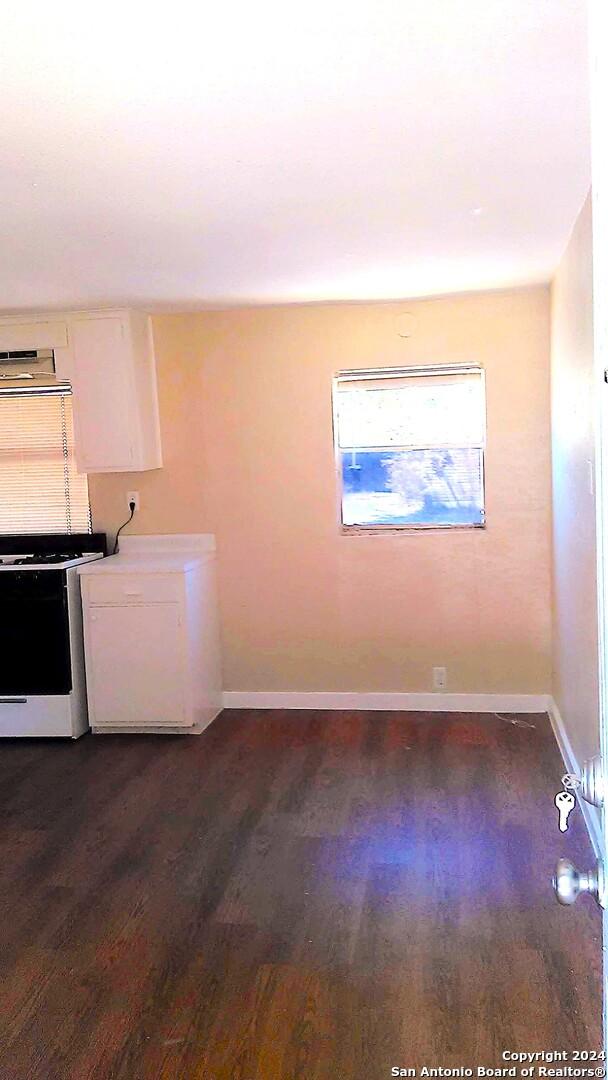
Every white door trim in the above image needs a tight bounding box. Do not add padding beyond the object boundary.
[590,0,608,1051]
[547,699,603,859]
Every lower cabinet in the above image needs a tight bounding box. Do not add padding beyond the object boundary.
[79,538,222,735]
[85,603,189,728]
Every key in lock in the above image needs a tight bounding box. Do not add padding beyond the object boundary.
[554,789,576,832]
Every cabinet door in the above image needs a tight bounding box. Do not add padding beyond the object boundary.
[69,316,135,472]
[86,604,190,728]
[0,320,69,351]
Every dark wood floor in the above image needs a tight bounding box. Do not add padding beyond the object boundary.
[0,710,602,1079]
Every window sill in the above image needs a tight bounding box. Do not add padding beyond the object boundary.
[339,522,486,536]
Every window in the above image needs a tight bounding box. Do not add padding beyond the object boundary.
[333,366,486,530]
[0,386,91,534]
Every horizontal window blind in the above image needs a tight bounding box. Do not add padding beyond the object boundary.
[0,387,91,535]
[335,366,485,451]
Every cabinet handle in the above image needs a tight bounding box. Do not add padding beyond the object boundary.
[123,589,143,596]
[0,698,27,704]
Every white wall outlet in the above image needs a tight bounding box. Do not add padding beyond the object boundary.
[126,491,140,512]
[433,666,447,690]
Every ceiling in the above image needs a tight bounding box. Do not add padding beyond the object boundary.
[0,1,590,313]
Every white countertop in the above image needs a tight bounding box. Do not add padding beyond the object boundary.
[78,553,206,575]
[77,533,216,576]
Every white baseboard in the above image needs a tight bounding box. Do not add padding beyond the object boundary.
[547,697,602,858]
[222,691,550,713]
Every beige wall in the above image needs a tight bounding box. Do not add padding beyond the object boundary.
[551,194,599,762]
[90,289,552,694]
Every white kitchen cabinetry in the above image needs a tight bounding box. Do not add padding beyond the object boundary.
[86,603,187,728]
[0,318,70,352]
[78,535,222,735]
[0,308,162,474]
[66,310,162,473]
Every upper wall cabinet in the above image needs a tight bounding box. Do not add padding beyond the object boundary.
[0,319,70,352]
[0,309,163,474]
[65,311,162,473]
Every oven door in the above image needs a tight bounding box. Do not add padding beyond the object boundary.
[0,570,72,696]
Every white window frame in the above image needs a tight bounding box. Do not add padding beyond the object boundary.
[332,364,487,534]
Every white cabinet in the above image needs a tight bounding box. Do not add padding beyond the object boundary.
[0,318,69,352]
[66,310,162,473]
[79,535,222,735]
[0,308,162,474]
[86,603,188,728]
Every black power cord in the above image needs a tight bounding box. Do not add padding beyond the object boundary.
[112,501,136,555]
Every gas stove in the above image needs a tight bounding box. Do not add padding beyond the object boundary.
[0,533,107,571]
[0,532,108,739]
[0,552,104,570]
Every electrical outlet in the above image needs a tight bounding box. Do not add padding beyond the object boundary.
[433,666,447,690]
[126,491,140,512]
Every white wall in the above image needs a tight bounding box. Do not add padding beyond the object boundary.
[551,192,599,763]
